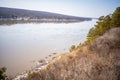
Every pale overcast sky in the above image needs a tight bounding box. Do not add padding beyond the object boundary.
[0,0,120,17]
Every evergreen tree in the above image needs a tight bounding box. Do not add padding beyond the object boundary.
[111,7,120,28]
[86,7,120,43]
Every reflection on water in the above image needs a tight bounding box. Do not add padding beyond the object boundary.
[0,20,97,76]
[0,20,88,26]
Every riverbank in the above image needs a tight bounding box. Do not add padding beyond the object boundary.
[13,52,58,80]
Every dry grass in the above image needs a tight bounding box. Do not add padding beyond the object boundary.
[22,28,120,80]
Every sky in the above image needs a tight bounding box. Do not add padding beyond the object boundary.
[0,0,120,18]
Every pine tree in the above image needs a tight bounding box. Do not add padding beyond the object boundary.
[86,7,120,43]
[111,7,120,28]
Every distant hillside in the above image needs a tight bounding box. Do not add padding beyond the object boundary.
[0,7,92,23]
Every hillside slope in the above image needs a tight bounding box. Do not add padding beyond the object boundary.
[22,28,120,80]
[0,7,91,21]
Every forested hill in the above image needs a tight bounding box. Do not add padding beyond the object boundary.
[0,7,92,22]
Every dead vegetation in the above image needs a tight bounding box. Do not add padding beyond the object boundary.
[22,28,120,80]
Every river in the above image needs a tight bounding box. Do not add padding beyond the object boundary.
[0,20,97,76]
